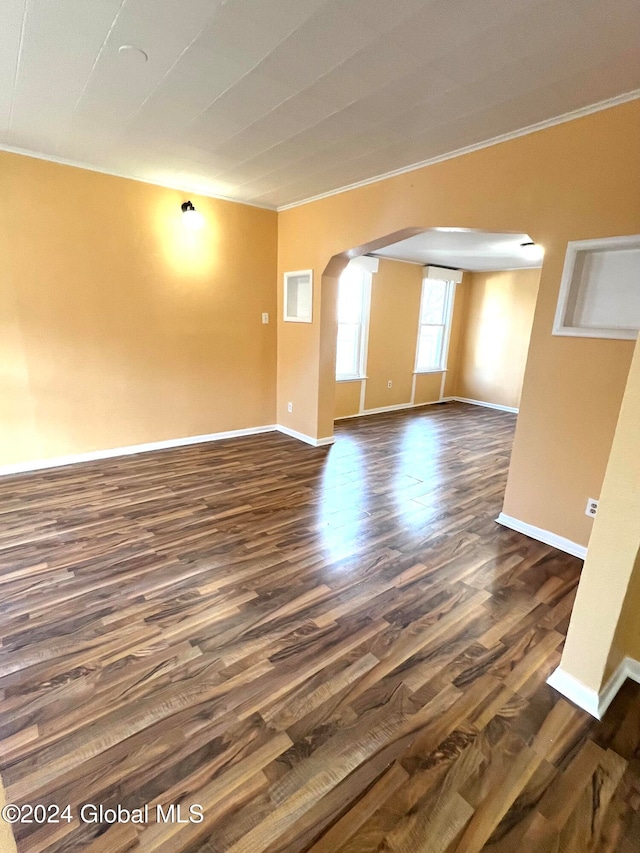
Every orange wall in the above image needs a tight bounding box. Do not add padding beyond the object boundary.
[442,278,469,400]
[277,99,640,547]
[414,372,443,405]
[456,268,540,409]
[0,152,277,466]
[364,259,422,410]
[0,778,17,853]
[558,334,640,691]
[334,380,361,419]
[611,548,640,670]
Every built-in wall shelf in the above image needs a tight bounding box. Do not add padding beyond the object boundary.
[553,235,640,340]
[284,270,313,323]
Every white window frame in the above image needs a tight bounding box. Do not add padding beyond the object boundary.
[414,276,456,374]
[335,259,374,381]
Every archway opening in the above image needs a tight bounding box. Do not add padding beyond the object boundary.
[321,227,544,434]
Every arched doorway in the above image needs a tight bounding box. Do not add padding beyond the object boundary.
[320,228,542,439]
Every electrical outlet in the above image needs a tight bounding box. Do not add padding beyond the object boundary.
[261,312,269,324]
[287,402,293,413]
[387,380,392,388]
[585,497,599,518]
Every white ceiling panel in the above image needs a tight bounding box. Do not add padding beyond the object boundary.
[67,0,223,149]
[0,0,638,208]
[208,96,337,163]
[189,71,298,146]
[0,0,26,135]
[7,0,123,150]
[300,40,425,111]
[195,0,331,65]
[345,0,438,35]
[384,0,538,66]
[127,45,252,134]
[344,69,458,126]
[372,230,544,271]
[220,138,316,184]
[256,4,380,91]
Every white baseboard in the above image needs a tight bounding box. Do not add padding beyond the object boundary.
[547,656,640,719]
[0,425,279,476]
[0,422,341,477]
[334,398,453,421]
[496,512,587,560]
[334,396,517,421]
[454,396,519,414]
[0,423,340,476]
[276,425,334,447]
[546,667,602,718]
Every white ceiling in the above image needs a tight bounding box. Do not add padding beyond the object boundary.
[372,230,544,271]
[1,0,639,210]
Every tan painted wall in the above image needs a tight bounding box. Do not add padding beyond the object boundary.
[443,279,469,399]
[277,99,640,548]
[414,372,443,405]
[559,335,640,691]
[611,548,640,669]
[0,775,17,853]
[335,380,361,419]
[0,152,277,466]
[456,268,540,409]
[364,259,422,410]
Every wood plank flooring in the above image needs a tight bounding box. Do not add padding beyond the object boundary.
[0,402,638,852]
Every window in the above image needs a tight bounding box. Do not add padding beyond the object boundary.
[336,262,371,379]
[415,277,455,372]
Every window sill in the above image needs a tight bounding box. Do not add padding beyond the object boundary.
[336,375,367,382]
[413,369,447,375]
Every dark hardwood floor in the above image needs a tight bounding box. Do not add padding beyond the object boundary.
[0,402,638,852]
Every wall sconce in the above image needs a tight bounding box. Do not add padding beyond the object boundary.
[181,200,204,230]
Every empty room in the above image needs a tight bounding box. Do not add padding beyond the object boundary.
[1,1,640,851]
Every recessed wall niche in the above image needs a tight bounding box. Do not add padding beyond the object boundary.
[283,270,313,323]
[553,235,640,340]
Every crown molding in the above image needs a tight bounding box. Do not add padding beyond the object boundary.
[276,88,640,212]
[0,142,277,211]
[1,88,638,214]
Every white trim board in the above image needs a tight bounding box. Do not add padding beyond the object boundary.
[2,89,637,215]
[334,398,453,421]
[278,88,640,211]
[454,397,519,414]
[0,142,276,211]
[334,394,521,422]
[276,425,335,447]
[496,512,587,560]
[0,423,340,477]
[0,425,279,477]
[547,657,640,719]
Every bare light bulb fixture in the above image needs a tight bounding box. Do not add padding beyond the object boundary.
[520,241,544,262]
[181,200,204,230]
